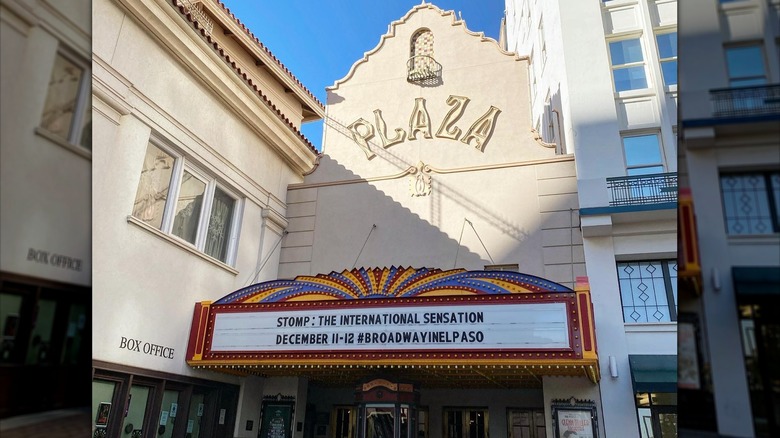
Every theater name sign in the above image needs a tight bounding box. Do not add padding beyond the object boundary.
[186,268,600,382]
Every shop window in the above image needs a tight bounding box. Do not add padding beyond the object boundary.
[720,171,780,235]
[443,408,488,438]
[725,45,767,87]
[617,260,678,323]
[622,133,665,176]
[655,32,677,87]
[609,38,648,92]
[132,139,242,265]
[635,392,677,438]
[39,51,91,150]
[125,384,153,438]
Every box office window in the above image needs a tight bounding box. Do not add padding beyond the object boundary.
[40,51,91,150]
[132,140,242,265]
[618,260,678,323]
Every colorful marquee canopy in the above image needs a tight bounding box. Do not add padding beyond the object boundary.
[187,267,599,387]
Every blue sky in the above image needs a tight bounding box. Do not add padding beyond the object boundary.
[219,0,506,149]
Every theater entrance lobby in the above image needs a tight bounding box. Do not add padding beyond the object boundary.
[186,268,603,438]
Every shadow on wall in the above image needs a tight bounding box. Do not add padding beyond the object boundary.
[281,116,583,288]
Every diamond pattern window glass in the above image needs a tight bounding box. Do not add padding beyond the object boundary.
[617,260,677,323]
[720,171,780,235]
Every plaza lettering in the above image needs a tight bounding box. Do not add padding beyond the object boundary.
[119,336,175,359]
[27,248,82,272]
[348,95,501,159]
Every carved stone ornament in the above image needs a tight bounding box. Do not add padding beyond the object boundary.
[409,162,432,197]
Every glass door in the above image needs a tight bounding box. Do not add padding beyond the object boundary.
[443,409,488,438]
[507,409,546,438]
[365,405,395,438]
[333,406,356,438]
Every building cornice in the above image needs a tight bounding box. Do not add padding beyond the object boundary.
[113,0,318,174]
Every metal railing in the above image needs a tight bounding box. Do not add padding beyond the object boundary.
[607,172,678,207]
[711,84,780,117]
[406,55,442,83]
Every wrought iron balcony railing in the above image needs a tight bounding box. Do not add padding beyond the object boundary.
[607,173,678,207]
[711,84,780,118]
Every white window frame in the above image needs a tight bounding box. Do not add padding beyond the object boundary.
[655,30,677,90]
[538,16,547,70]
[136,137,243,266]
[620,131,666,176]
[607,35,650,94]
[39,48,91,150]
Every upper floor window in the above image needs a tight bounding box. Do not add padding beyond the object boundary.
[538,16,547,68]
[622,133,664,175]
[720,171,780,235]
[725,45,767,87]
[656,32,677,87]
[618,260,677,323]
[40,51,91,149]
[132,140,241,264]
[609,38,648,92]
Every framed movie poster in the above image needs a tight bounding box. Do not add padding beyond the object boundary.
[551,398,598,438]
[259,401,294,438]
[95,402,111,427]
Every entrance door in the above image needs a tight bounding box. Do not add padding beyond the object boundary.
[507,409,546,438]
[740,302,780,437]
[332,406,356,438]
[443,408,488,438]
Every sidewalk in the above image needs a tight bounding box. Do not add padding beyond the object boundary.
[0,408,90,438]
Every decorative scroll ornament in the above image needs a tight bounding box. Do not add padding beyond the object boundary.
[179,0,213,36]
[409,162,432,197]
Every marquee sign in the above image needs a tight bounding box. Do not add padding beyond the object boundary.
[186,268,599,379]
[211,301,569,353]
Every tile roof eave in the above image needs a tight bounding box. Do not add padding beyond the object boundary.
[172,0,319,155]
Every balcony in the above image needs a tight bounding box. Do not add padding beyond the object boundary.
[607,172,678,207]
[711,84,780,118]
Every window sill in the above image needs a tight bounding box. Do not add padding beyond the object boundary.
[34,127,91,160]
[624,322,677,332]
[727,234,780,245]
[614,89,657,100]
[126,215,239,275]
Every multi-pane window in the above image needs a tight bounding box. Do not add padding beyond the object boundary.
[622,133,665,175]
[609,38,648,92]
[538,16,546,68]
[617,260,677,323]
[656,32,677,87]
[40,51,91,149]
[725,45,767,87]
[720,171,780,235]
[132,140,241,264]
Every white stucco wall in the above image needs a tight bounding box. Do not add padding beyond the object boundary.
[0,0,91,286]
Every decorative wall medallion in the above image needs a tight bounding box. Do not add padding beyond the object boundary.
[410,162,432,197]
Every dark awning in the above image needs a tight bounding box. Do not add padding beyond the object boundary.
[733,267,780,295]
[629,354,677,393]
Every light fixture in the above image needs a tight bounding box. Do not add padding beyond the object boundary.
[609,356,618,378]
[711,267,721,292]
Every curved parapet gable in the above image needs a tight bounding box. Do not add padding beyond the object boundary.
[328,3,525,92]
[215,266,574,304]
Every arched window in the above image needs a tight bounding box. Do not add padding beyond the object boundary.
[408,29,437,82]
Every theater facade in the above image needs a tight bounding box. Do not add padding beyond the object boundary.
[92,2,609,438]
